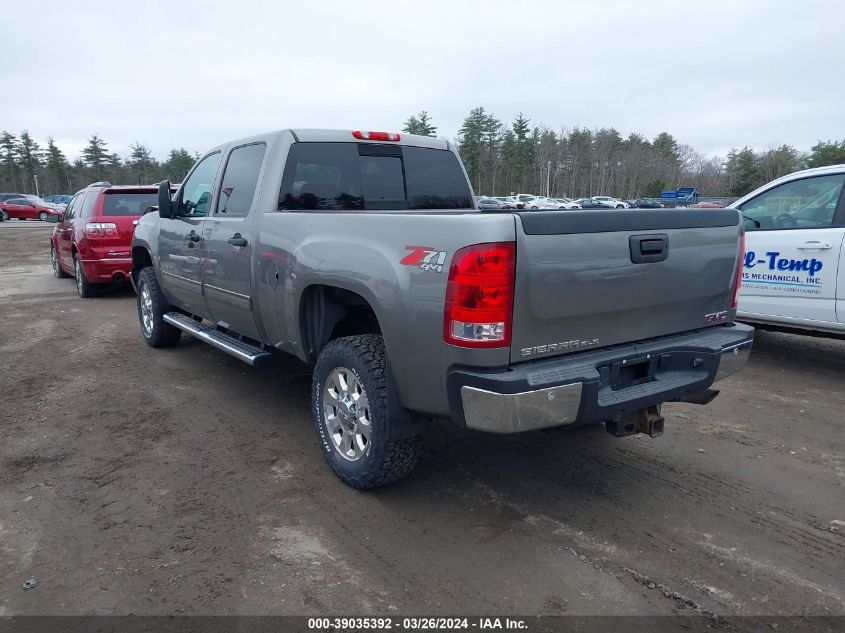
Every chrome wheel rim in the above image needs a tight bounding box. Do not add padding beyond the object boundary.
[139,282,154,336]
[322,367,371,461]
[39,212,47,221]
[75,259,83,295]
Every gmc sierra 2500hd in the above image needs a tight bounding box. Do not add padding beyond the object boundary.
[131,129,753,489]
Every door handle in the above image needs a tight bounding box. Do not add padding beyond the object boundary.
[797,241,832,250]
[228,233,247,247]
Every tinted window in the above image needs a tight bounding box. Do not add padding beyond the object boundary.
[9,199,31,206]
[179,152,222,217]
[360,155,405,206]
[103,192,158,216]
[63,193,81,220]
[739,174,844,231]
[403,146,473,209]
[215,143,266,216]
[80,191,99,218]
[278,143,473,211]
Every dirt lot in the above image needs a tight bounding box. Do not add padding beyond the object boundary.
[1,222,843,623]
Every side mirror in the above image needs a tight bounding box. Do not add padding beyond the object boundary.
[46,214,60,224]
[143,205,158,216]
[158,180,174,219]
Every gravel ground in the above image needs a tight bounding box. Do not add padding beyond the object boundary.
[0,222,843,625]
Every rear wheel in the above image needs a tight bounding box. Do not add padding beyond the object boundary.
[312,334,422,489]
[39,211,48,221]
[137,266,181,347]
[51,244,70,278]
[74,254,98,298]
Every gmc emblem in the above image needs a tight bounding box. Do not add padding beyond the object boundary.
[704,311,728,324]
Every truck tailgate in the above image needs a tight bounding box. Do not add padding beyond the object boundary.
[511,209,742,363]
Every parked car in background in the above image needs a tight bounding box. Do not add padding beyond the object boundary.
[574,197,612,209]
[552,198,582,210]
[731,164,845,337]
[476,197,513,210]
[49,182,167,297]
[593,196,628,209]
[630,199,665,209]
[0,197,63,221]
[514,194,536,208]
[525,196,562,210]
[0,192,26,202]
[43,194,72,208]
[500,196,525,209]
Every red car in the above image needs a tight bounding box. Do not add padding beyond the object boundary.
[50,183,160,297]
[0,197,63,221]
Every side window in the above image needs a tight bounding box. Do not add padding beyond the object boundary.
[64,193,81,220]
[79,191,99,218]
[214,143,266,216]
[740,174,844,231]
[178,152,222,217]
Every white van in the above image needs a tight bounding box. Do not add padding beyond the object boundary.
[731,164,845,336]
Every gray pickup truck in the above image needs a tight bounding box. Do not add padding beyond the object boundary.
[131,128,753,488]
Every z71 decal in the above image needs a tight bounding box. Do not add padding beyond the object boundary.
[400,245,447,273]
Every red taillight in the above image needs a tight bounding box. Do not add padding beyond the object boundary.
[85,222,117,237]
[731,231,745,309]
[444,242,515,348]
[352,130,400,142]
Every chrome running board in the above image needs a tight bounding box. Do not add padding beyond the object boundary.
[163,312,272,367]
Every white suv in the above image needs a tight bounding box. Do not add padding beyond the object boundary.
[593,196,628,209]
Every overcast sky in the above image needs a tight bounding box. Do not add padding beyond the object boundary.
[4,0,843,161]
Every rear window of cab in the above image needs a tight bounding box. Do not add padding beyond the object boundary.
[278,142,473,211]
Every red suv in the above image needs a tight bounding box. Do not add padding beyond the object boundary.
[51,183,160,297]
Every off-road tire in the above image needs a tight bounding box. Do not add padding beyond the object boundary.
[74,254,98,298]
[52,244,70,278]
[312,334,422,489]
[136,266,181,347]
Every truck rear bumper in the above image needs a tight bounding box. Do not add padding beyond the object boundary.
[448,323,753,434]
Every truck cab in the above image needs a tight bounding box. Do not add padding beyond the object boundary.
[733,165,845,336]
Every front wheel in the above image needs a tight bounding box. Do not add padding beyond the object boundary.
[136,266,181,347]
[39,211,48,221]
[616,204,625,209]
[312,334,422,489]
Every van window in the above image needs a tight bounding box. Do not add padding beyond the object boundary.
[278,143,473,211]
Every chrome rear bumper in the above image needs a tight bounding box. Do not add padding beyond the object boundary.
[456,325,754,434]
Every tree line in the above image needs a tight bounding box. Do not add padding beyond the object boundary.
[0,131,198,196]
[3,116,844,199]
[405,109,845,199]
